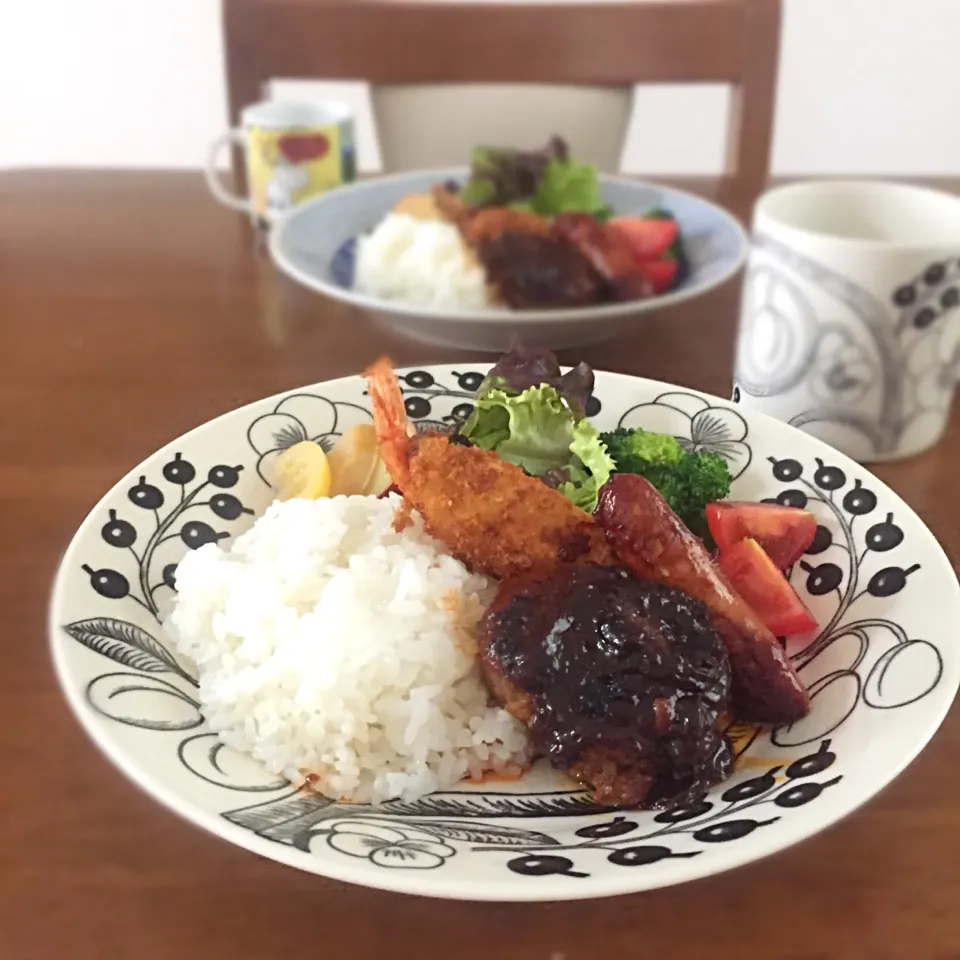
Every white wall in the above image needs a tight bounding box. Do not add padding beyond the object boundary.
[2,0,957,175]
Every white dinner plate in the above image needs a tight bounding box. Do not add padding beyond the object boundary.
[50,365,959,900]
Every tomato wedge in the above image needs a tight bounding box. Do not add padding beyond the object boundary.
[718,538,818,637]
[706,501,816,569]
[608,217,678,260]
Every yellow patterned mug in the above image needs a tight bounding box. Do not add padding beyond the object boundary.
[205,101,356,224]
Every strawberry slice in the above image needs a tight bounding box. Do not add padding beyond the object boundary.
[608,217,678,260]
[637,258,678,294]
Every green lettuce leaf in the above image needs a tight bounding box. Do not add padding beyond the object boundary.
[478,346,595,419]
[459,177,498,207]
[463,385,575,475]
[558,419,616,512]
[461,384,613,512]
[530,157,603,215]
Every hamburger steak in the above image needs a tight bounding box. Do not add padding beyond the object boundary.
[479,565,734,807]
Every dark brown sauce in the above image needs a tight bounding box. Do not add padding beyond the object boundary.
[482,565,734,807]
[476,233,606,309]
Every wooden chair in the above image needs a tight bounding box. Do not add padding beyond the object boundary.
[222,0,781,209]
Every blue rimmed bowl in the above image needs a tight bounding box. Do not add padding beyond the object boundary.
[269,169,748,351]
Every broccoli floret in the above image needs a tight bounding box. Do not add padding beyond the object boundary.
[599,427,682,473]
[600,428,731,541]
[639,452,731,540]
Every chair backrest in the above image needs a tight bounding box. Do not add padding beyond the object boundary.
[370,84,633,174]
[223,0,781,204]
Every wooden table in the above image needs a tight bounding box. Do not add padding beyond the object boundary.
[2,170,958,960]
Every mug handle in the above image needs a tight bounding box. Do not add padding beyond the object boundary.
[204,130,252,213]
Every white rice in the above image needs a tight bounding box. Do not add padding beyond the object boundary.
[354,212,490,309]
[165,494,528,804]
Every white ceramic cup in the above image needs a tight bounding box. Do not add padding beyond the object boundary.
[734,181,960,461]
[204,100,356,224]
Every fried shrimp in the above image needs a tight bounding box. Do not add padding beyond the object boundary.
[363,357,615,580]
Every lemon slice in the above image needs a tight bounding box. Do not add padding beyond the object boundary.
[274,441,331,500]
[364,455,393,496]
[328,424,381,496]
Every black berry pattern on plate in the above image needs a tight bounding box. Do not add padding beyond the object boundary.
[217,742,840,876]
[394,369,601,425]
[396,369,568,426]
[66,456,266,766]
[81,455,251,621]
[765,454,943,746]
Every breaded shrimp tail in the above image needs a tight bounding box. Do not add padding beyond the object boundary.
[362,356,615,580]
[363,356,413,491]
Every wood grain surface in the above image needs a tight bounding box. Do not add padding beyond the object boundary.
[1,170,958,960]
